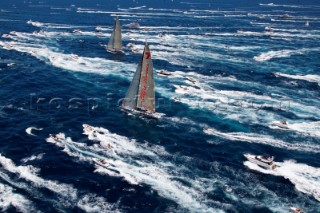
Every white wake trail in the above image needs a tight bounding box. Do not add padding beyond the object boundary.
[47,128,224,213]
[244,160,320,202]
[0,154,119,212]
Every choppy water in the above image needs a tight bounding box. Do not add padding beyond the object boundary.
[0,0,319,212]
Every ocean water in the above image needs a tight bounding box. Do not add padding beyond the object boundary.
[0,0,320,212]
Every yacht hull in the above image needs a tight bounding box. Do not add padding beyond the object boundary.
[121,107,162,120]
[244,154,276,170]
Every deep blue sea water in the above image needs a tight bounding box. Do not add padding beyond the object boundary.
[0,0,320,212]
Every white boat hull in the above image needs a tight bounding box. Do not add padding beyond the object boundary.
[290,207,305,213]
[270,121,290,130]
[107,49,124,54]
[93,158,109,169]
[244,154,276,170]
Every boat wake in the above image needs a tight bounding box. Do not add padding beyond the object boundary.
[244,160,320,202]
[274,72,320,86]
[254,48,319,62]
[0,183,34,213]
[47,127,223,212]
[0,154,118,212]
[204,127,320,153]
[25,127,43,136]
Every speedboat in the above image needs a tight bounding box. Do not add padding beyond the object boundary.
[123,22,140,29]
[157,70,172,76]
[49,133,65,141]
[93,158,109,169]
[174,85,189,91]
[173,96,181,102]
[186,77,196,83]
[265,26,274,31]
[272,120,289,129]
[290,207,305,213]
[2,34,11,38]
[83,124,94,132]
[70,54,79,60]
[72,29,81,34]
[279,14,291,18]
[244,154,277,170]
[95,26,103,31]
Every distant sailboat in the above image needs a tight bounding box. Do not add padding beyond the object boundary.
[121,42,162,119]
[107,17,123,53]
[305,21,310,27]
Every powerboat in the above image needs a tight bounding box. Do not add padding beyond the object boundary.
[186,77,196,83]
[272,120,289,129]
[83,124,94,132]
[49,133,65,141]
[123,22,140,29]
[279,14,291,18]
[290,207,305,213]
[173,96,181,102]
[157,70,172,76]
[70,54,79,60]
[244,154,277,170]
[95,26,103,31]
[265,26,274,31]
[93,158,109,169]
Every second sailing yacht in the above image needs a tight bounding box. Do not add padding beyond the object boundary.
[107,17,123,53]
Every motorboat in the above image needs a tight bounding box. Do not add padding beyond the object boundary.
[272,120,289,129]
[186,76,196,83]
[265,26,274,31]
[72,29,82,34]
[123,22,140,29]
[70,54,79,60]
[49,133,65,141]
[173,96,181,102]
[83,124,94,132]
[279,14,291,18]
[290,207,305,213]
[95,26,103,31]
[157,70,172,76]
[93,158,109,169]
[244,154,277,170]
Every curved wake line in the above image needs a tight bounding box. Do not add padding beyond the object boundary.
[25,127,43,136]
[0,154,119,212]
[254,48,320,61]
[274,72,320,86]
[47,128,225,213]
[0,183,34,213]
[204,128,320,153]
[244,160,320,202]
